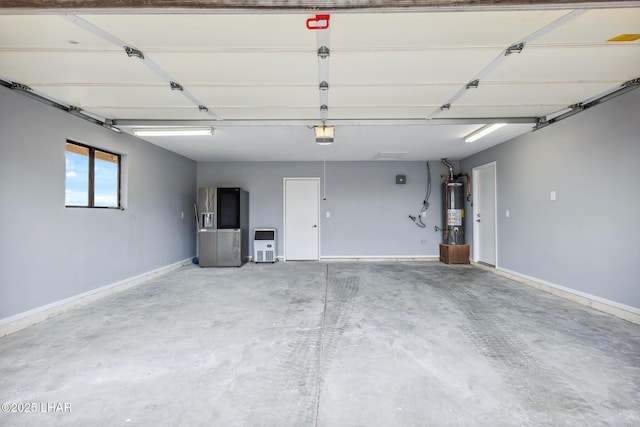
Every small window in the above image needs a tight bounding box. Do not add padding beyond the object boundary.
[65,141,121,208]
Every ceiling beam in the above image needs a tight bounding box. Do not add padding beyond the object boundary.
[0,0,635,11]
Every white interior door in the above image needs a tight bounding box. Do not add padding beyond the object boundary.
[472,163,497,266]
[284,178,319,261]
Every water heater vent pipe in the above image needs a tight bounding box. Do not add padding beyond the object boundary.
[442,158,454,180]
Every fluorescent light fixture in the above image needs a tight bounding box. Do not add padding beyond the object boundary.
[314,125,334,145]
[133,127,213,137]
[464,123,506,143]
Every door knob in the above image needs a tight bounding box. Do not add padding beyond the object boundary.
[312,224,317,228]
[476,219,481,222]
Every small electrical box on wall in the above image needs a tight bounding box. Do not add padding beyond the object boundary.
[396,175,406,184]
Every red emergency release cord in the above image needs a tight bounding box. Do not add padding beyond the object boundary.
[306,14,331,30]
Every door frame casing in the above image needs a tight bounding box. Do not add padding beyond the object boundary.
[472,162,498,266]
[282,177,320,261]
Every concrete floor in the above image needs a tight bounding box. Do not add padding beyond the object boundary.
[1,262,639,426]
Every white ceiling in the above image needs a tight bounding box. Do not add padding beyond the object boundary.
[1,6,639,161]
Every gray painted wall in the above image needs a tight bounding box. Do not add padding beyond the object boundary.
[198,161,455,258]
[461,89,640,310]
[0,86,197,319]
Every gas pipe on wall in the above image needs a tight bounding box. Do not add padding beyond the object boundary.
[440,158,471,245]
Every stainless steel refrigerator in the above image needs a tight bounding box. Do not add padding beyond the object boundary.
[197,187,249,267]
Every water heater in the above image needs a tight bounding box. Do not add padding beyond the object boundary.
[442,181,465,245]
[441,159,469,245]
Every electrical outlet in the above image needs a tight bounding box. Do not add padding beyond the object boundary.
[421,211,427,217]
[505,209,510,218]
[326,211,331,218]
[550,191,557,201]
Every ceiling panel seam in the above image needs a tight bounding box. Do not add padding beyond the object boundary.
[3,1,640,12]
[2,43,635,53]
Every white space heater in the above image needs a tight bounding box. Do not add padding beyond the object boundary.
[253,228,276,263]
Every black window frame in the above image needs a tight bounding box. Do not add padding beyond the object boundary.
[65,140,122,209]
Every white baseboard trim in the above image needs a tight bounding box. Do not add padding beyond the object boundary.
[0,258,192,337]
[320,255,439,261]
[475,263,640,325]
